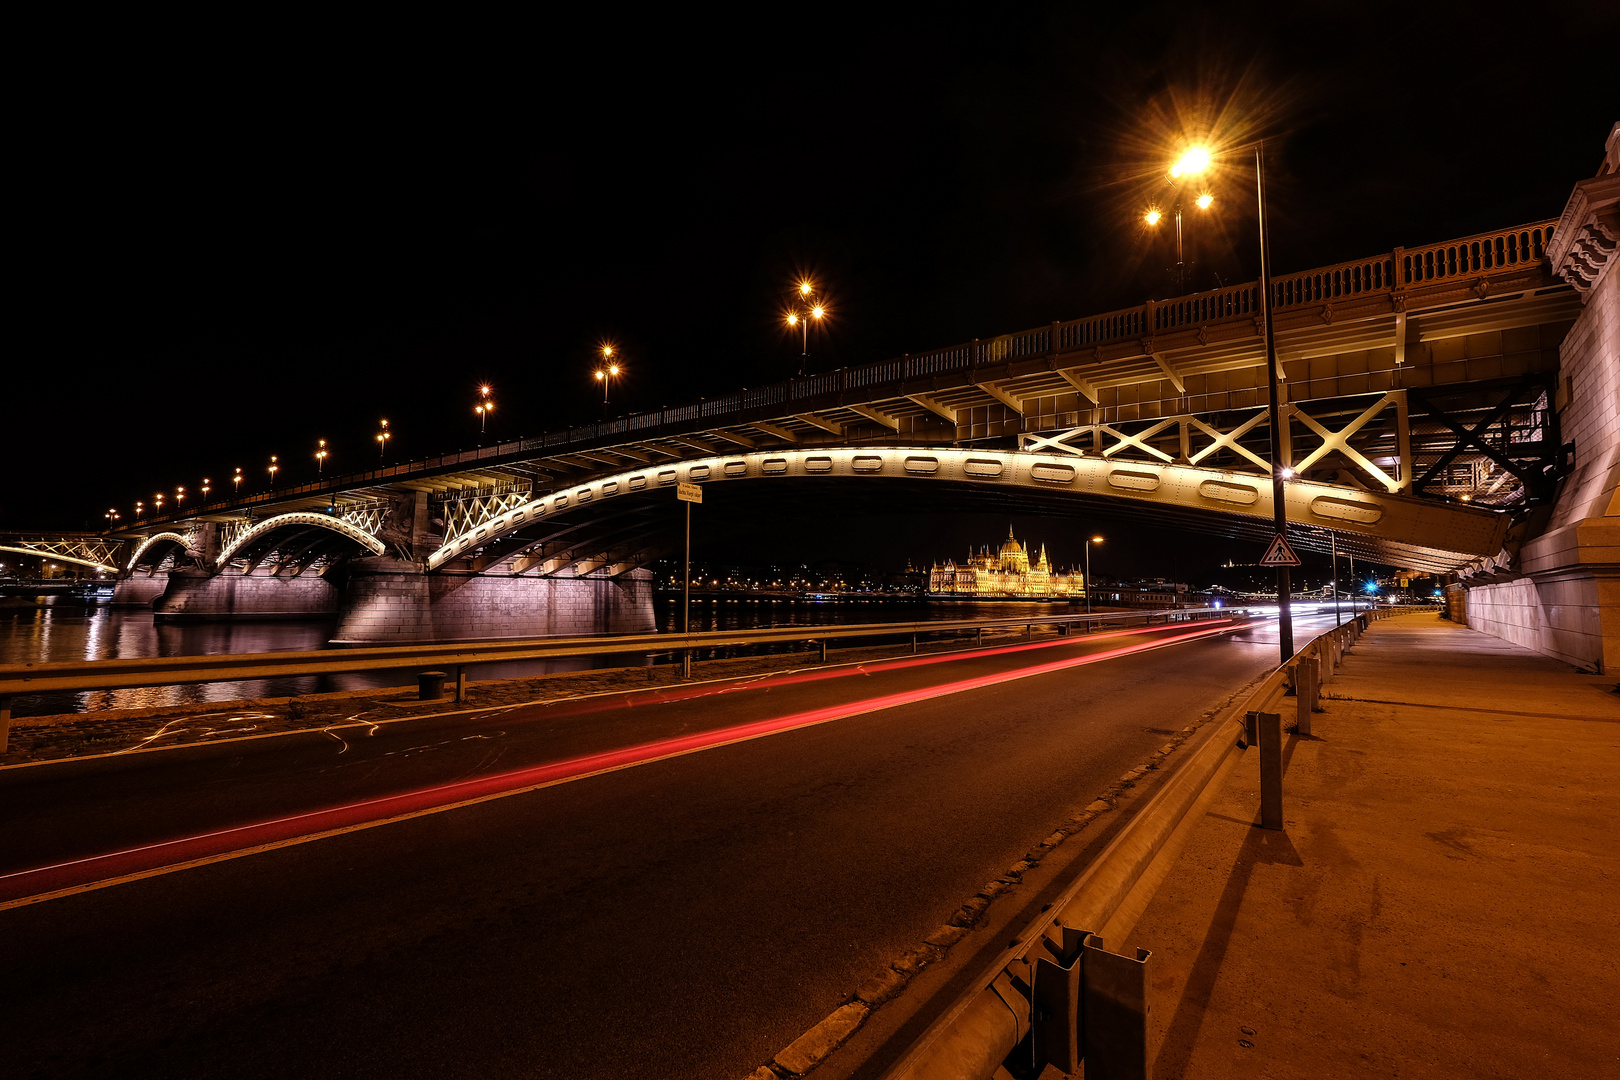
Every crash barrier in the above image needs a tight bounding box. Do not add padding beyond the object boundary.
[881,605,1434,1080]
[0,606,1239,752]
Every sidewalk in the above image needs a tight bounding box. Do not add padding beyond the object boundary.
[1129,612,1620,1079]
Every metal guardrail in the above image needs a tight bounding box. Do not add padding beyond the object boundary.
[880,605,1434,1080]
[0,608,1236,750]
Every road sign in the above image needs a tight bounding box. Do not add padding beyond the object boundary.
[677,482,703,504]
[1259,533,1301,567]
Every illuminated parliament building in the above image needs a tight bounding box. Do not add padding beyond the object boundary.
[927,528,1084,599]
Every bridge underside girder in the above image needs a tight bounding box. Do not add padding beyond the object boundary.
[429,447,1509,577]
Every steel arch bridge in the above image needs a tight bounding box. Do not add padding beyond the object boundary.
[79,215,1573,588]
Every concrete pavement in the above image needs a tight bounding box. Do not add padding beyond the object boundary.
[1129,612,1620,1079]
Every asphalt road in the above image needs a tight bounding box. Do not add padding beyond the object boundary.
[1,611,1339,1079]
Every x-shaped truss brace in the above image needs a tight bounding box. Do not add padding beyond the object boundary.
[1020,427,1089,456]
[1290,392,1403,493]
[1412,378,1554,501]
[1184,412,1273,471]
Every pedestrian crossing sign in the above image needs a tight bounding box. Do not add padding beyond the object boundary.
[1260,533,1302,567]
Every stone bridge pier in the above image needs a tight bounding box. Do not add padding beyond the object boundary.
[1454,124,1620,672]
[144,490,656,642]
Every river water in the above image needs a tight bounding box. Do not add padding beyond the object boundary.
[1,594,1085,718]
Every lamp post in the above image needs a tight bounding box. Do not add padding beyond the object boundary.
[201,478,211,501]
[135,501,144,519]
[475,385,495,440]
[594,346,621,419]
[1084,535,1103,615]
[316,440,328,475]
[175,486,185,508]
[268,456,279,490]
[1156,141,1294,662]
[232,468,243,494]
[377,419,391,460]
[784,279,827,376]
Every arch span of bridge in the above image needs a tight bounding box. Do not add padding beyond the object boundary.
[215,512,388,570]
[0,545,121,575]
[124,532,191,573]
[428,446,1508,577]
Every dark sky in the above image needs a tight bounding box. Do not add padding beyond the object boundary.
[7,4,1615,581]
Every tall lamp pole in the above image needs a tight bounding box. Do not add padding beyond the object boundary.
[1253,141,1295,662]
[1158,142,1294,662]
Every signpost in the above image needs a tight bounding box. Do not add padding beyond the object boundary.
[677,483,702,677]
[1259,532,1301,568]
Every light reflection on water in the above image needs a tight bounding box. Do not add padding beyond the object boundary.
[1,594,1077,718]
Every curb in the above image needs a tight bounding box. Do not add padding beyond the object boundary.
[736,670,1268,1078]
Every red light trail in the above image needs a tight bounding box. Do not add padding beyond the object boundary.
[0,620,1239,907]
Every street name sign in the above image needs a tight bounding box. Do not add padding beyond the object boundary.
[1260,533,1302,567]
[677,482,703,504]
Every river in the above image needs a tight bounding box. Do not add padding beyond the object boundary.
[0,593,1087,718]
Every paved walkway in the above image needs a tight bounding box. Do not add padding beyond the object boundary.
[1130,612,1620,1079]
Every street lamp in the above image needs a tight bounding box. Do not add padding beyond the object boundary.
[594,346,621,419]
[1084,535,1104,615]
[201,478,211,500]
[154,492,164,513]
[175,486,185,507]
[784,279,828,375]
[475,386,495,438]
[316,440,328,474]
[135,501,144,518]
[1144,159,1217,295]
[1153,138,1294,661]
[233,468,243,493]
[267,456,279,489]
[377,419,391,460]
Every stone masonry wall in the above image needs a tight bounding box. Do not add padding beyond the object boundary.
[333,568,656,643]
[1464,127,1620,672]
[110,575,168,608]
[154,570,342,622]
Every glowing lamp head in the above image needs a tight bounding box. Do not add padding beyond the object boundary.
[1170,145,1211,178]
[595,370,604,380]
[799,280,813,296]
[479,384,491,396]
[811,305,824,320]
[1279,466,1295,479]
[608,365,619,376]
[1090,535,1104,544]
[1195,192,1214,210]
[601,345,613,359]
[785,312,799,327]
[1144,208,1162,227]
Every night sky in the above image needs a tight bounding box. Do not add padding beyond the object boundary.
[7,5,1615,582]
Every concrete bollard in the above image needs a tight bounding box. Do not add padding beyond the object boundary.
[1296,658,1317,736]
[417,671,447,701]
[1255,709,1283,830]
[455,665,467,703]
